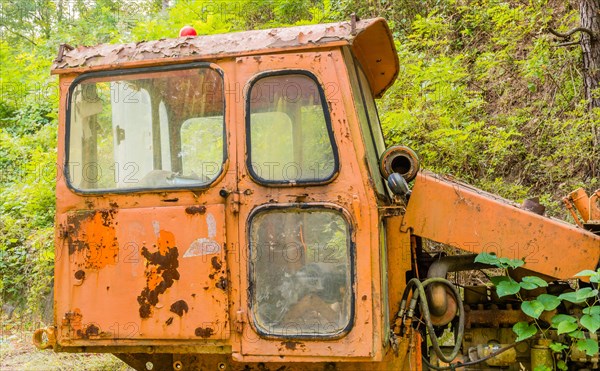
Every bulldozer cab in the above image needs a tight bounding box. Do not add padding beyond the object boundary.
[48,18,413,369]
[44,17,600,371]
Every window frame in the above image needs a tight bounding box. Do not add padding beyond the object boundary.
[245,70,340,186]
[246,203,356,340]
[64,62,226,194]
[341,48,390,201]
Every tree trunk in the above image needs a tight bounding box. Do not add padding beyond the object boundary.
[580,0,600,148]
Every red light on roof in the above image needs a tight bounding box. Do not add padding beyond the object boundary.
[179,26,197,37]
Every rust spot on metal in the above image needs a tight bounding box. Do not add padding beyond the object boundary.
[185,205,206,215]
[215,277,227,291]
[165,317,174,326]
[84,324,99,337]
[194,327,214,338]
[65,209,119,270]
[74,270,85,280]
[281,340,302,350]
[211,256,222,270]
[137,230,180,319]
[62,309,82,329]
[169,300,189,317]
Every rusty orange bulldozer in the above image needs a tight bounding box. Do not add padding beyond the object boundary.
[34,17,599,370]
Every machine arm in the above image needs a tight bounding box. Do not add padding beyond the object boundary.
[401,172,600,280]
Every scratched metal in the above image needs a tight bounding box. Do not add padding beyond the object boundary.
[56,204,228,341]
[51,18,399,98]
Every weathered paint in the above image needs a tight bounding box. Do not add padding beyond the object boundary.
[50,19,398,98]
[55,205,230,342]
[402,172,600,279]
[64,209,119,270]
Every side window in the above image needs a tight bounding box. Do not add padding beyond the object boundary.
[246,72,338,184]
[67,65,225,192]
[249,206,353,337]
[342,48,388,198]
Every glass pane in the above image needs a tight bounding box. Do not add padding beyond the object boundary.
[248,74,336,183]
[68,67,224,191]
[249,208,352,337]
[342,48,387,197]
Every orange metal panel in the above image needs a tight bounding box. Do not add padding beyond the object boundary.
[51,44,409,366]
[232,50,383,361]
[385,217,412,323]
[402,172,600,279]
[55,205,229,343]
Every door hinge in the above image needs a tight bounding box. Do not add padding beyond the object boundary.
[235,310,246,333]
[220,188,252,214]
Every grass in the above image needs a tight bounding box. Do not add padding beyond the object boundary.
[0,331,132,371]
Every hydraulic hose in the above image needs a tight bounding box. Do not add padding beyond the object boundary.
[397,277,464,365]
[421,342,521,370]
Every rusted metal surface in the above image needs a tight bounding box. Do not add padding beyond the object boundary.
[52,46,398,365]
[402,172,600,279]
[50,18,398,98]
[563,188,600,233]
[55,205,229,342]
[464,304,529,329]
[114,335,421,371]
[232,51,383,362]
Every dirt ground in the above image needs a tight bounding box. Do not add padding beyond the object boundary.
[0,331,132,371]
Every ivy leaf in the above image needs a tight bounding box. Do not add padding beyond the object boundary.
[498,257,525,269]
[536,294,561,311]
[576,287,598,300]
[475,252,500,267]
[521,276,548,288]
[556,360,568,371]
[521,300,545,319]
[490,275,510,286]
[520,281,538,290]
[558,288,597,304]
[557,321,578,335]
[574,269,597,277]
[580,314,600,333]
[551,314,577,326]
[583,306,600,315]
[568,330,586,339]
[576,339,599,357]
[512,321,537,342]
[496,279,521,297]
[549,342,568,353]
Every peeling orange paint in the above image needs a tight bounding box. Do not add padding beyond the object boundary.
[66,210,119,270]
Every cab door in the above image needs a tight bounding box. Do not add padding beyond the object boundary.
[233,51,380,360]
[55,63,233,344]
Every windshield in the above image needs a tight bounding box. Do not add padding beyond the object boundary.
[66,65,225,192]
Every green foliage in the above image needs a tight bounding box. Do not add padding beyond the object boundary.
[380,0,598,219]
[521,300,545,319]
[481,252,600,364]
[513,321,537,342]
[577,339,599,357]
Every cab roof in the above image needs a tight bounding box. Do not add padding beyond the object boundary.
[51,17,399,98]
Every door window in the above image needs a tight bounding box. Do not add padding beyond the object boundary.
[246,72,338,185]
[248,206,353,337]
